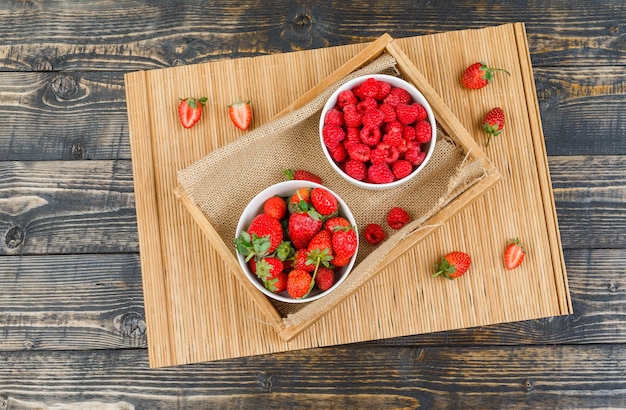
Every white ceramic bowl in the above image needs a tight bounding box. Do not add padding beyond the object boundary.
[319,74,437,190]
[235,180,358,303]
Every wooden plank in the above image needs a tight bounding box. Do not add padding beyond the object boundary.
[1,345,626,408]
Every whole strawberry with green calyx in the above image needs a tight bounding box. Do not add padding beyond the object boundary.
[283,169,323,185]
[482,107,506,147]
[255,257,287,293]
[306,230,334,270]
[330,225,358,260]
[433,251,472,280]
[287,269,313,299]
[288,210,322,250]
[461,62,510,90]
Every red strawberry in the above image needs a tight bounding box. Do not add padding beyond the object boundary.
[306,230,334,269]
[265,271,287,293]
[363,223,386,245]
[178,97,207,129]
[228,100,252,130]
[482,107,506,147]
[246,213,283,253]
[387,207,410,230]
[310,187,338,216]
[314,266,336,291]
[331,226,358,259]
[461,62,510,90]
[255,257,284,281]
[324,216,351,234]
[504,238,525,270]
[433,251,471,280]
[263,196,287,220]
[292,249,315,273]
[287,269,313,299]
[330,254,352,268]
[283,169,323,184]
[288,211,322,249]
[288,187,312,214]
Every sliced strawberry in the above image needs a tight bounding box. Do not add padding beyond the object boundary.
[228,100,252,130]
[504,238,525,270]
[178,97,207,129]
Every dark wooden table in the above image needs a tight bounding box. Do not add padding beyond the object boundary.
[1,1,625,409]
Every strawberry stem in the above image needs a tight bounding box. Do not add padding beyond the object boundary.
[302,258,320,299]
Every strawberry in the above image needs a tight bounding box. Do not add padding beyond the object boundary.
[504,238,525,270]
[461,62,510,90]
[482,107,505,147]
[387,207,410,230]
[228,100,252,130]
[178,97,207,129]
[363,223,386,245]
[306,230,334,269]
[310,187,338,216]
[265,271,287,293]
[255,257,283,280]
[331,226,358,259]
[330,254,352,268]
[314,266,336,291]
[433,251,471,280]
[246,213,283,253]
[288,187,312,214]
[292,249,315,273]
[287,269,313,299]
[324,216,351,235]
[288,211,322,250]
[283,169,323,184]
[263,196,287,220]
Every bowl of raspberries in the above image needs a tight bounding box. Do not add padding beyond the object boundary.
[234,180,359,303]
[320,74,436,189]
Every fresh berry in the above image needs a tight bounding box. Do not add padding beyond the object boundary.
[307,230,334,269]
[414,120,433,144]
[263,196,287,220]
[288,187,311,213]
[322,124,346,149]
[324,108,344,127]
[178,97,207,129]
[228,100,252,130]
[413,103,428,122]
[315,266,336,291]
[363,223,386,245]
[355,77,381,100]
[433,251,471,279]
[482,107,505,147]
[292,249,315,273]
[359,127,381,147]
[343,104,362,128]
[310,187,339,216]
[331,226,358,259]
[387,207,410,229]
[390,87,411,104]
[287,269,313,299]
[347,142,371,162]
[356,97,377,113]
[367,163,394,184]
[344,159,367,181]
[328,143,348,163]
[337,90,358,108]
[331,254,352,268]
[461,62,510,90]
[379,103,396,123]
[324,216,351,234]
[288,211,322,249]
[265,271,287,293]
[371,143,400,165]
[504,238,525,270]
[255,257,284,281]
[395,103,419,125]
[362,109,385,129]
[283,169,323,184]
[391,159,413,180]
[247,213,283,253]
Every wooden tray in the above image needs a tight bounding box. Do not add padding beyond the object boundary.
[124,23,572,368]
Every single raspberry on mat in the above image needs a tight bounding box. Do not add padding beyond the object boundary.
[387,206,411,229]
[363,223,386,245]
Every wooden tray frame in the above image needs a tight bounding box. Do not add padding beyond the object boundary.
[176,34,501,341]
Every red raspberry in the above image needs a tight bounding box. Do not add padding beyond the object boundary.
[382,130,403,147]
[404,142,422,165]
[324,108,344,127]
[322,124,345,149]
[337,89,358,109]
[387,206,410,229]
[392,159,414,180]
[356,97,378,114]
[328,142,347,163]
[345,127,361,145]
[413,103,428,122]
[363,223,386,245]
[379,103,396,123]
[390,87,411,105]
[343,104,362,128]
[402,125,416,141]
[396,103,420,125]
[362,109,385,129]
[367,163,394,184]
[376,80,392,100]
[344,159,367,181]
[414,120,433,144]
[383,93,401,107]
[371,143,400,165]
[384,121,403,136]
[347,143,371,162]
[360,126,382,146]
[355,78,381,100]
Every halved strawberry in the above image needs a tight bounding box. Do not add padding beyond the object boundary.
[228,100,252,130]
[504,238,525,270]
[178,97,207,129]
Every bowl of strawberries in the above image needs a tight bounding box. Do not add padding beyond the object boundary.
[320,74,437,190]
[234,180,359,303]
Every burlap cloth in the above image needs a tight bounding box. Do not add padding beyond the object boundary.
[177,54,488,327]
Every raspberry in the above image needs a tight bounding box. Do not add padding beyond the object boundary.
[384,121,403,136]
[376,80,392,100]
[355,78,381,100]
[387,206,410,229]
[402,125,416,141]
[379,103,396,123]
[396,103,419,125]
[382,130,403,147]
[322,124,345,149]
[362,109,384,129]
[324,108,344,127]
[367,163,394,184]
[414,120,433,144]
[344,159,367,181]
[337,89,358,109]
[371,143,400,165]
[360,126,381,146]
[328,142,347,162]
[404,143,422,165]
[356,97,377,114]
[390,87,411,105]
[363,223,386,245]
[343,104,362,128]
[345,127,361,145]
[392,159,414,180]
[413,103,428,122]
[383,93,401,107]
[347,143,371,162]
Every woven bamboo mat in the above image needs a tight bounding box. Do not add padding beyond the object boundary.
[125,23,571,368]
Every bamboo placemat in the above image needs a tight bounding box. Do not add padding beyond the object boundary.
[125,23,571,368]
